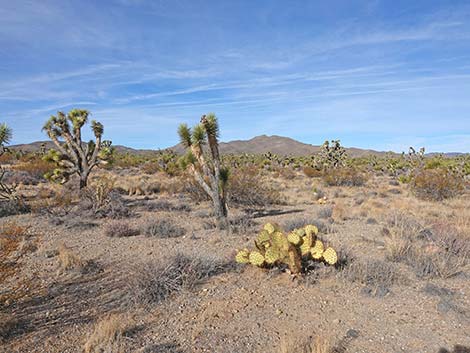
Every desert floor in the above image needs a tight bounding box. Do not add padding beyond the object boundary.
[1,170,470,353]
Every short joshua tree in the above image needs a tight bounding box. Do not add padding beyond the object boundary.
[0,123,12,156]
[318,139,347,169]
[178,113,229,228]
[42,109,113,189]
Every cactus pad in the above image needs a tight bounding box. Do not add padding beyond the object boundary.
[249,251,265,266]
[322,247,338,265]
[311,240,324,259]
[300,233,313,256]
[263,223,277,234]
[287,232,302,245]
[305,224,319,236]
[235,249,250,264]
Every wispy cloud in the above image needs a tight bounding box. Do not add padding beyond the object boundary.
[2,1,470,152]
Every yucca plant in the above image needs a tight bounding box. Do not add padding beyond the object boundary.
[0,123,12,156]
[178,113,229,228]
[0,123,18,201]
[42,109,113,189]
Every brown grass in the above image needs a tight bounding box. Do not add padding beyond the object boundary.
[83,313,132,353]
[57,244,86,273]
[279,334,332,353]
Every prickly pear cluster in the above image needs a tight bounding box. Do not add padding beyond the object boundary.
[235,223,338,274]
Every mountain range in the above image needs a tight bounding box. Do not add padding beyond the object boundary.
[9,135,465,157]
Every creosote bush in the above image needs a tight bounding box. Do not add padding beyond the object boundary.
[104,221,139,238]
[410,169,463,201]
[0,199,30,218]
[228,166,283,207]
[141,219,186,238]
[322,167,366,187]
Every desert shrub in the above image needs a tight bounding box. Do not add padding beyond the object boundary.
[130,254,234,305]
[104,221,139,238]
[317,206,333,220]
[0,152,15,165]
[2,170,41,185]
[278,167,296,180]
[14,158,54,181]
[410,169,463,201]
[141,161,161,175]
[31,186,76,217]
[141,219,186,238]
[180,175,210,202]
[81,176,115,211]
[283,217,327,234]
[322,167,366,187]
[303,166,322,178]
[140,200,191,213]
[80,188,132,219]
[384,218,470,279]
[342,259,405,295]
[230,214,258,234]
[228,166,283,207]
[0,199,30,218]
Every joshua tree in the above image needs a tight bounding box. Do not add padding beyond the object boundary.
[318,139,347,169]
[178,113,229,227]
[0,123,12,156]
[0,123,18,200]
[42,109,113,189]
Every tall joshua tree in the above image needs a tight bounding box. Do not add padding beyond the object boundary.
[178,113,229,227]
[42,109,113,189]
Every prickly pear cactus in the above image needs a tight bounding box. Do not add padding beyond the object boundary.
[235,223,338,274]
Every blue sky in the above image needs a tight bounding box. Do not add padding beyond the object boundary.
[1,0,470,152]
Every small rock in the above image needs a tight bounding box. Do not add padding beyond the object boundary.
[346,329,359,338]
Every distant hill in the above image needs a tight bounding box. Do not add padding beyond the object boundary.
[13,135,463,158]
[170,135,392,157]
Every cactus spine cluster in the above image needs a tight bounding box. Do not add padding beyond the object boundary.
[178,113,229,228]
[235,223,338,274]
[42,109,113,189]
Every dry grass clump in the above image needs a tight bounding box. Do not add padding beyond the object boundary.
[322,168,367,187]
[141,218,186,238]
[130,254,234,306]
[84,313,132,353]
[410,169,463,201]
[317,206,333,220]
[384,215,470,279]
[279,334,333,353]
[104,221,139,238]
[342,259,405,294]
[283,217,327,234]
[57,244,86,273]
